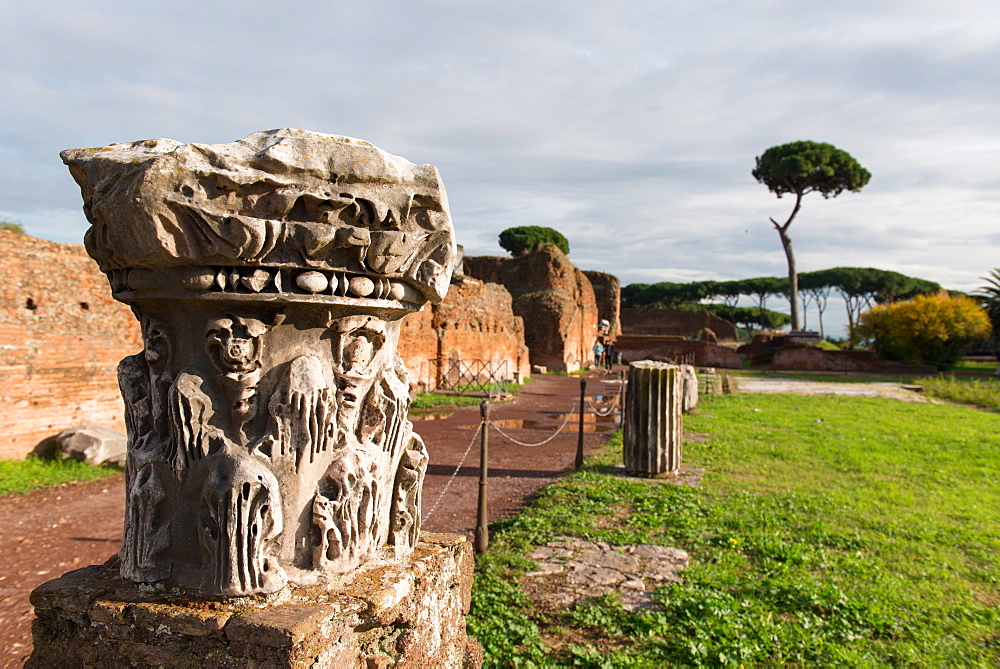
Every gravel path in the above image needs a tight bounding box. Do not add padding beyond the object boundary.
[733,377,929,402]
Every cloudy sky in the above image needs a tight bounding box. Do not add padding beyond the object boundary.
[3,1,999,334]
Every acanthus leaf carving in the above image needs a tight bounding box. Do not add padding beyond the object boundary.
[388,435,428,550]
[65,130,455,596]
[197,451,286,595]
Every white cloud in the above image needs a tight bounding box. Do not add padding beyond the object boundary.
[2,0,1000,314]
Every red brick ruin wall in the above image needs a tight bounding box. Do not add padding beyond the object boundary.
[620,308,739,341]
[465,247,603,372]
[0,233,532,458]
[0,232,143,459]
[583,271,621,340]
[398,279,531,390]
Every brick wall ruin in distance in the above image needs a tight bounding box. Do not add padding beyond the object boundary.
[0,231,143,460]
[0,232,534,459]
[399,278,531,391]
[616,308,742,368]
[583,270,621,340]
[465,245,602,372]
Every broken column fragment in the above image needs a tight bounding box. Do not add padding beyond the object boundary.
[622,361,683,476]
[59,129,459,596]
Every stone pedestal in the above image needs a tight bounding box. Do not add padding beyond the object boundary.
[622,361,682,476]
[29,533,481,668]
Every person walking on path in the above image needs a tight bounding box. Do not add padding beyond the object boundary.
[592,341,605,369]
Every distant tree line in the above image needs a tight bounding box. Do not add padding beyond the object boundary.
[622,267,942,338]
[702,304,791,332]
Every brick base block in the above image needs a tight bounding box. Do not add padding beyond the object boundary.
[28,533,482,668]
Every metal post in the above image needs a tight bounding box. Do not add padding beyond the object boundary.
[575,378,587,468]
[474,400,490,554]
[618,369,626,428]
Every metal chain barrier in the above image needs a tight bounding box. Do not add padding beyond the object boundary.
[426,376,624,528]
[423,421,482,522]
[487,401,578,447]
[586,393,619,417]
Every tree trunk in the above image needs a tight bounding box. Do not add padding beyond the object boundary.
[816,297,826,339]
[778,227,800,331]
[771,191,803,332]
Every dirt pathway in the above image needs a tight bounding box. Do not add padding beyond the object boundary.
[0,371,621,666]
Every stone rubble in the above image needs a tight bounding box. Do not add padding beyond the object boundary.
[40,423,127,466]
[524,537,689,611]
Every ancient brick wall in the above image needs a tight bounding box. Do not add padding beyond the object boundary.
[462,256,508,286]
[584,270,622,340]
[465,247,605,372]
[0,231,143,459]
[616,337,743,368]
[397,300,439,390]
[769,346,936,375]
[0,232,530,458]
[398,279,530,391]
[620,308,739,341]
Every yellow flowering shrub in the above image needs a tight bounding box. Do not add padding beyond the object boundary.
[856,292,990,369]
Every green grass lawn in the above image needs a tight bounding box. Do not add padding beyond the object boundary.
[410,380,524,411]
[0,457,121,495]
[410,392,487,410]
[469,394,1000,666]
[917,375,1000,411]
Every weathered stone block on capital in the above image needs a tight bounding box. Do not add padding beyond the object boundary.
[60,129,459,596]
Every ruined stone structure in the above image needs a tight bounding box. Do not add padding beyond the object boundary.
[0,231,142,460]
[465,246,600,372]
[617,308,741,368]
[32,130,479,666]
[584,270,622,341]
[399,278,530,391]
[679,364,698,413]
[30,535,479,667]
[617,339,743,369]
[620,308,738,341]
[0,233,526,459]
[770,347,934,374]
[623,361,683,477]
[462,255,507,286]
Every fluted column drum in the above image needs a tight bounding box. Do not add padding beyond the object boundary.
[623,361,682,476]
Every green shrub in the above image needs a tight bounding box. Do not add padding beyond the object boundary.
[0,218,24,234]
[498,226,570,256]
[857,292,991,369]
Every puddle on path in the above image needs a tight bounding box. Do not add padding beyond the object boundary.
[409,411,455,421]
[549,412,620,426]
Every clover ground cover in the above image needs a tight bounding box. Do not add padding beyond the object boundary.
[468,394,1000,666]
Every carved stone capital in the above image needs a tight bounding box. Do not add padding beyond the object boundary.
[63,130,457,596]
